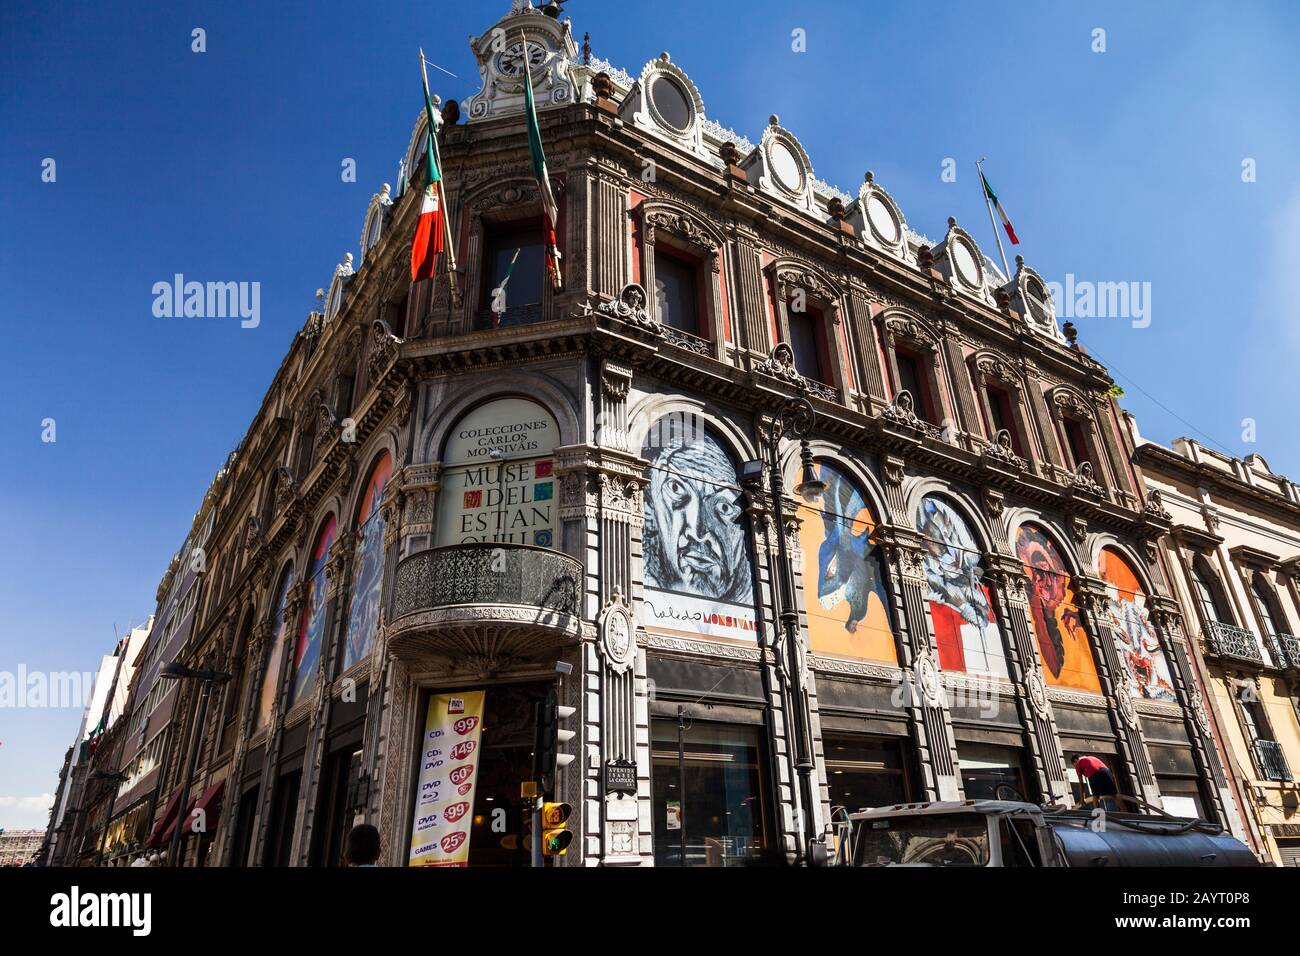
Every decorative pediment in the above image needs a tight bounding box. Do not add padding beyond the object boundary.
[880,310,940,351]
[929,217,995,299]
[620,53,712,162]
[641,203,722,255]
[1006,255,1064,342]
[847,171,908,257]
[768,260,840,305]
[358,184,393,265]
[744,115,817,214]
[972,351,1021,388]
[1050,386,1094,421]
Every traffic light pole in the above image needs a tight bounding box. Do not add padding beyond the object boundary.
[531,699,543,869]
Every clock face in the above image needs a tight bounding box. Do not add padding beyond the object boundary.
[495,40,547,78]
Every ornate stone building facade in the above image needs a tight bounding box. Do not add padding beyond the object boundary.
[113,1,1238,867]
[1131,427,1300,865]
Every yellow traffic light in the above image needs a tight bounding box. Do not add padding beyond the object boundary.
[541,801,572,856]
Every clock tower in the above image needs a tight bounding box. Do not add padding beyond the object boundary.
[463,0,581,123]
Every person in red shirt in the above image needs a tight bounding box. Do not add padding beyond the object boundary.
[1075,756,1118,810]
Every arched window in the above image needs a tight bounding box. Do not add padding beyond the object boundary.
[341,453,393,673]
[915,495,1008,678]
[1251,575,1286,638]
[1098,547,1175,701]
[641,415,755,642]
[435,398,559,548]
[797,461,894,663]
[1189,556,1232,626]
[289,516,337,708]
[255,566,294,730]
[1015,523,1101,692]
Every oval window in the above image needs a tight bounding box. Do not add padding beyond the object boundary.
[952,239,982,288]
[867,194,900,244]
[650,75,693,132]
[770,140,803,193]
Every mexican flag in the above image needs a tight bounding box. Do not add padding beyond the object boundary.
[520,32,562,288]
[980,169,1019,245]
[410,52,446,282]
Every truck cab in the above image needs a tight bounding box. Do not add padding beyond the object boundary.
[839,800,1258,867]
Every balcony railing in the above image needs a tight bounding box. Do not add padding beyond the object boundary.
[1272,632,1300,671]
[1203,620,1264,666]
[1252,738,1293,783]
[388,543,583,661]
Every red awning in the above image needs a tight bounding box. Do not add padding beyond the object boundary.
[158,779,227,847]
[142,787,184,849]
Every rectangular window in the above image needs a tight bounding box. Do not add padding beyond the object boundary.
[653,249,700,335]
[823,734,910,814]
[481,222,545,328]
[336,375,355,420]
[986,386,1024,456]
[651,718,768,867]
[263,770,302,868]
[1062,417,1091,469]
[789,308,827,383]
[894,350,935,423]
[956,743,1032,802]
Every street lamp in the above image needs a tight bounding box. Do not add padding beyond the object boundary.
[90,768,128,867]
[744,397,827,866]
[161,661,231,866]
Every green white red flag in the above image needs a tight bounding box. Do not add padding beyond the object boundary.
[520,32,562,288]
[410,51,446,282]
[980,169,1019,245]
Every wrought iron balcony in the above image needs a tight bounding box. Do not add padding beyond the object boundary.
[1252,738,1293,783]
[388,543,583,663]
[1272,632,1300,672]
[1203,620,1264,666]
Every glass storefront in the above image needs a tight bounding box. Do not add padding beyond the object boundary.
[651,718,768,867]
[956,742,1031,801]
[823,734,910,814]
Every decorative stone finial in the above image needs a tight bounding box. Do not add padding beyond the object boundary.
[827,197,846,221]
[1015,254,1024,267]
[1062,321,1078,346]
[947,216,957,229]
[719,140,740,166]
[864,170,874,184]
[769,114,780,127]
[659,51,670,63]
[592,71,613,99]
[582,31,591,64]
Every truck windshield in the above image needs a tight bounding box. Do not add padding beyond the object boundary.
[852,814,990,867]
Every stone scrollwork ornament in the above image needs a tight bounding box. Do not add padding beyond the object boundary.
[914,650,942,706]
[1027,668,1050,718]
[588,283,661,333]
[598,589,634,674]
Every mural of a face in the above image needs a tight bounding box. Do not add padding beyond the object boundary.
[343,454,392,673]
[916,496,1007,678]
[1015,524,1102,692]
[1099,548,1175,702]
[644,431,752,604]
[798,463,896,662]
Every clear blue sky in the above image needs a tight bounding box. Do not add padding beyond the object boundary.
[3,0,1298,829]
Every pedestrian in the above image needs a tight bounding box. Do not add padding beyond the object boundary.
[345,823,381,867]
[1075,756,1118,810]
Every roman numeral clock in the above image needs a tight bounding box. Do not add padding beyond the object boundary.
[463,7,580,122]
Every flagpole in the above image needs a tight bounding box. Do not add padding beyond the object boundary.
[520,30,563,291]
[421,48,460,308]
[976,158,1012,281]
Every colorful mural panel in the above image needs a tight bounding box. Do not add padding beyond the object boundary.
[797,462,896,662]
[642,417,755,642]
[256,567,293,729]
[1098,547,1175,701]
[342,453,393,673]
[1015,524,1102,693]
[916,496,1008,678]
[290,516,336,707]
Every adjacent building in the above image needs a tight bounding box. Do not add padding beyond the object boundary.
[0,829,45,867]
[1131,426,1300,865]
